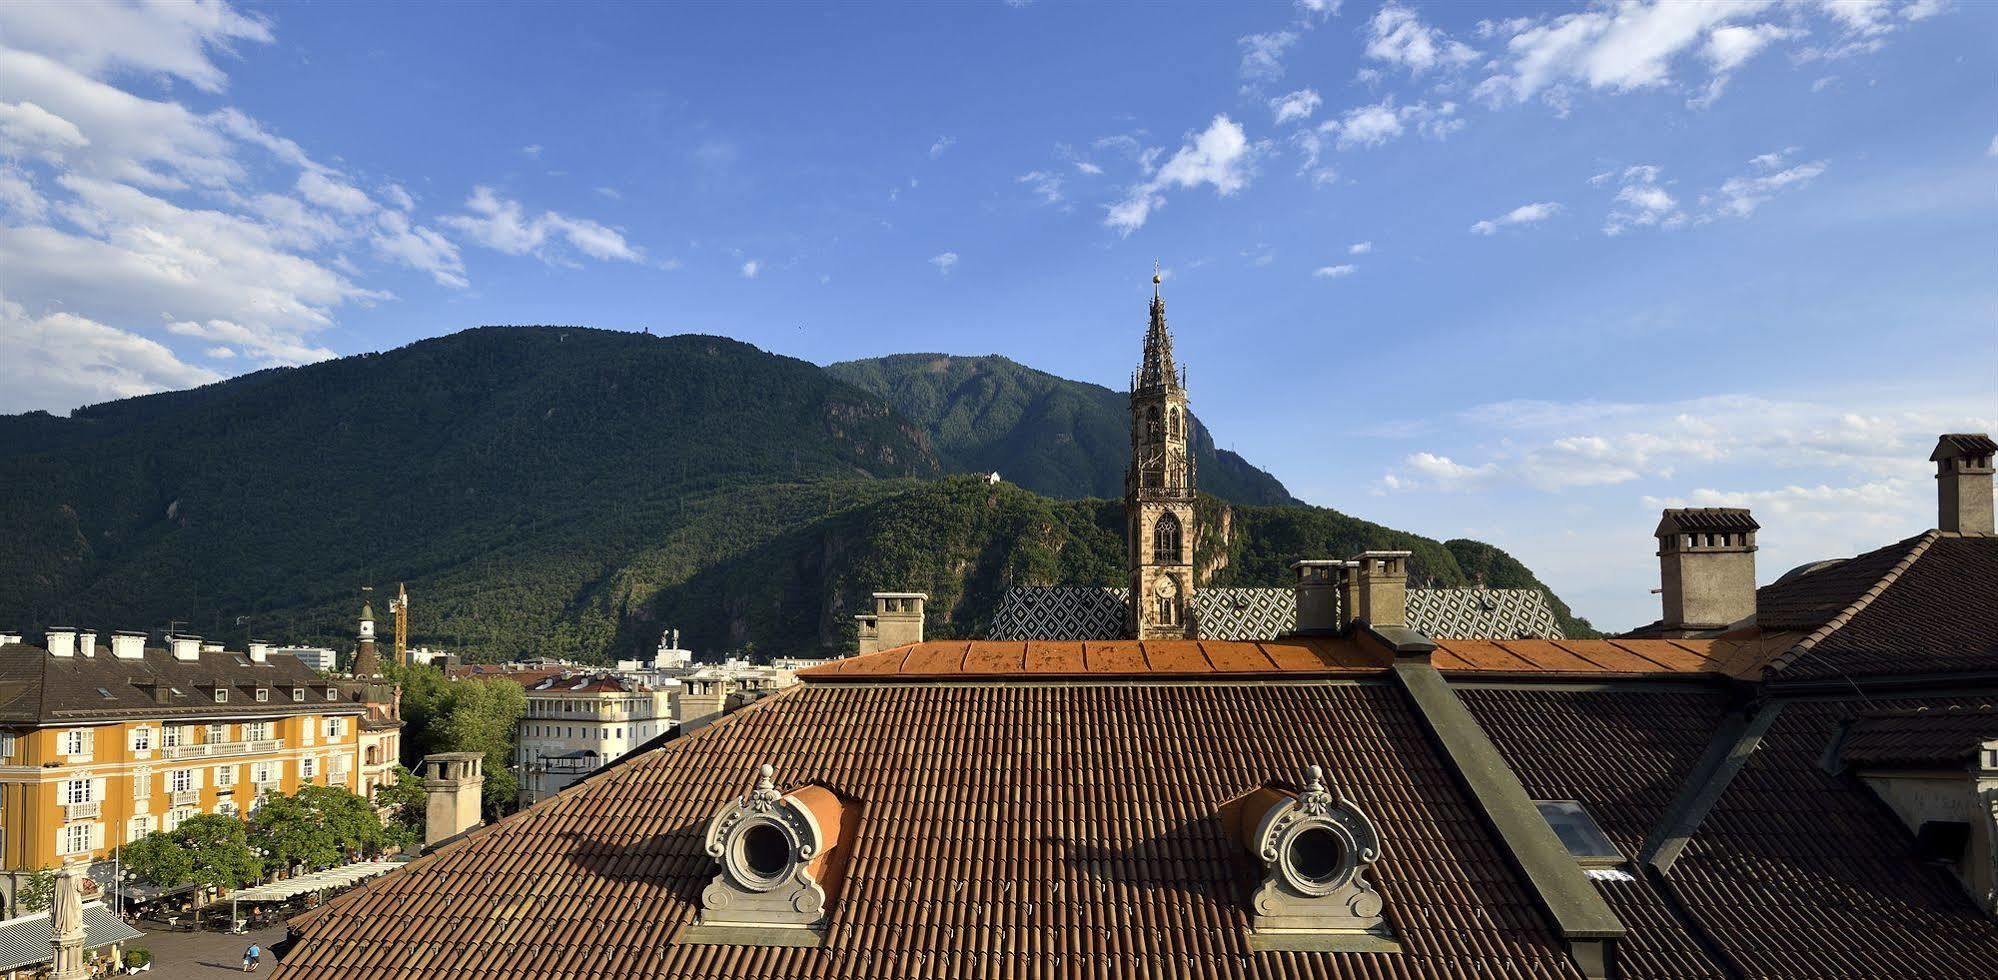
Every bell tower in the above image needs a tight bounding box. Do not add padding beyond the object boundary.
[1128,266,1196,639]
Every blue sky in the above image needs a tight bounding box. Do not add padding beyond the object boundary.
[1,0,1993,629]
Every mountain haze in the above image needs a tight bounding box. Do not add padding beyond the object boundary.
[0,327,1591,659]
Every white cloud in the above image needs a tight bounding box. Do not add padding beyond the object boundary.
[0,291,221,413]
[442,185,642,264]
[382,183,415,211]
[0,167,44,221]
[1312,263,1357,278]
[930,251,959,274]
[371,210,466,288]
[1348,240,1374,255]
[1693,22,1795,105]
[0,0,271,94]
[1470,200,1562,235]
[0,99,89,160]
[928,136,955,159]
[1365,2,1478,74]
[1238,31,1298,83]
[1075,161,1104,176]
[1105,115,1258,235]
[740,259,760,279]
[521,143,542,158]
[1989,133,1998,157]
[1318,98,1463,150]
[1703,151,1828,219]
[165,316,334,365]
[1270,88,1322,125]
[1601,165,1684,234]
[296,170,374,216]
[1295,0,1342,20]
[1017,170,1064,206]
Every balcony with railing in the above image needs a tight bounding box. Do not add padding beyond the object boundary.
[163,738,284,760]
[169,789,200,807]
[63,801,101,821]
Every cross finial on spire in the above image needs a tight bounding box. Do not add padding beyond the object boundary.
[1152,261,1162,297]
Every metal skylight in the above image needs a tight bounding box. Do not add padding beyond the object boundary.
[1533,800,1623,867]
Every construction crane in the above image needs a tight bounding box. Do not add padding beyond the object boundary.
[390,582,409,668]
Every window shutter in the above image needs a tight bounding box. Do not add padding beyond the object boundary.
[190,767,203,789]
[92,777,106,802]
[81,729,94,753]
[88,823,103,850]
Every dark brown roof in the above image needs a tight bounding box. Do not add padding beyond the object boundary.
[1842,703,1998,769]
[278,681,1586,979]
[1768,535,1998,680]
[1932,433,1998,459]
[0,642,358,724]
[1460,688,1734,979]
[1654,508,1760,536]
[1752,532,1932,634]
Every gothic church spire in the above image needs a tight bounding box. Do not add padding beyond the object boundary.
[1137,264,1179,392]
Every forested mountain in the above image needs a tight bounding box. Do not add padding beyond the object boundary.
[0,327,1590,661]
[827,353,1297,505]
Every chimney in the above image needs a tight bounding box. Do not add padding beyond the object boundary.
[673,676,730,732]
[110,631,146,660]
[200,641,223,654]
[76,631,96,657]
[857,592,926,655]
[1932,433,1996,535]
[46,628,77,658]
[1291,560,1350,635]
[1655,508,1759,632]
[1350,552,1411,629]
[420,752,485,846]
[0,633,21,646]
[170,635,201,661]
[248,640,270,664]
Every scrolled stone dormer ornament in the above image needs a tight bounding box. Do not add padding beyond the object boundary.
[1240,765,1391,944]
[687,763,852,945]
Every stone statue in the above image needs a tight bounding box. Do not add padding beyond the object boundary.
[51,864,88,980]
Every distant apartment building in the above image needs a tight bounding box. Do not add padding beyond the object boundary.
[0,630,380,917]
[513,675,673,806]
[275,645,339,672]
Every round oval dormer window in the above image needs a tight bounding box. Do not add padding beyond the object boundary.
[741,822,792,881]
[1286,826,1348,888]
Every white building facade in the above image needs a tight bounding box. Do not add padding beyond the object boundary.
[514,676,673,806]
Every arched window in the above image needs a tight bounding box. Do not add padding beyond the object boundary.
[1168,406,1182,440]
[1145,405,1162,442]
[1153,512,1182,563]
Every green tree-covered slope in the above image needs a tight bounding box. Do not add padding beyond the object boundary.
[827,353,1297,505]
[0,327,1591,660]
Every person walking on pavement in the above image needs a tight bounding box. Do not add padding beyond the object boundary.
[244,942,262,972]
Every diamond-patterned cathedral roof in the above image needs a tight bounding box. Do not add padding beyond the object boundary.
[987,585,1565,642]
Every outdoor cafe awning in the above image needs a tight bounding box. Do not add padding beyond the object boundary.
[230,861,409,905]
[0,902,143,973]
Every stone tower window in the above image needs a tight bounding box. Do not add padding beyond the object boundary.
[1153,513,1182,563]
[1168,406,1182,440]
[1145,405,1162,443]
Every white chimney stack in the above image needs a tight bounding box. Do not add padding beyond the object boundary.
[170,635,202,661]
[76,631,96,657]
[248,640,270,663]
[0,633,21,647]
[46,629,77,658]
[111,631,146,660]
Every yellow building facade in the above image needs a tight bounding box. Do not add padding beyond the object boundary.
[0,631,378,916]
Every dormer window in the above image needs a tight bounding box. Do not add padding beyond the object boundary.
[255,688,270,703]
[213,689,228,704]
[325,688,338,701]
[1234,765,1395,952]
[292,688,305,702]
[678,764,857,948]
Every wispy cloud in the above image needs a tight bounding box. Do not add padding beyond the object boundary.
[1105,115,1260,235]
[930,251,959,275]
[1312,263,1357,278]
[1470,201,1562,235]
[442,186,643,264]
[1269,88,1322,125]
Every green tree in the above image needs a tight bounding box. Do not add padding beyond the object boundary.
[127,816,259,890]
[385,663,525,817]
[373,766,425,847]
[12,868,55,914]
[246,793,340,873]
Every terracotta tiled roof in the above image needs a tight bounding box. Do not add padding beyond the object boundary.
[1752,532,1933,633]
[1654,508,1760,535]
[1460,688,1733,979]
[1841,703,1998,769]
[1666,696,1998,975]
[277,681,1585,979]
[799,637,1390,680]
[1432,639,1734,676]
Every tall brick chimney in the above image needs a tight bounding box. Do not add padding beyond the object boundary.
[1291,560,1350,635]
[1350,552,1411,629]
[420,752,484,846]
[1932,433,1995,535]
[1655,508,1758,632]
